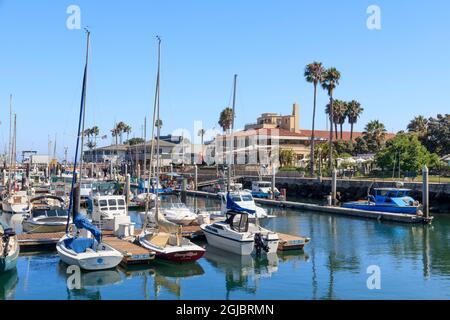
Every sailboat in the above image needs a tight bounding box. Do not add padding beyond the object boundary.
[2,104,30,215]
[138,37,205,263]
[56,30,122,271]
[0,220,19,274]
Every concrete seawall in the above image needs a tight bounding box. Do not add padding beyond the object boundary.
[241,176,450,213]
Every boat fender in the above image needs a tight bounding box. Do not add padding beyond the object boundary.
[254,233,269,256]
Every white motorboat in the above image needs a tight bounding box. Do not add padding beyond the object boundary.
[139,201,197,226]
[90,195,127,229]
[201,194,279,256]
[1,191,31,215]
[217,190,268,219]
[22,195,70,233]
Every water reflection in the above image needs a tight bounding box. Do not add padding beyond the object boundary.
[57,262,122,300]
[0,269,18,300]
[204,246,279,299]
[122,261,205,299]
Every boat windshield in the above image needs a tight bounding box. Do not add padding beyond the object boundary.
[397,190,409,197]
[229,213,249,232]
[258,182,271,187]
[241,194,253,202]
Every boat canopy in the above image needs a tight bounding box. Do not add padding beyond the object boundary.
[226,192,256,215]
[74,214,102,243]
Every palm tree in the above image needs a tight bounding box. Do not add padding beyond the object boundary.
[322,68,341,169]
[346,100,364,141]
[407,116,428,136]
[218,107,234,133]
[363,120,387,152]
[304,61,325,176]
[123,125,132,141]
[198,128,206,164]
[334,100,347,140]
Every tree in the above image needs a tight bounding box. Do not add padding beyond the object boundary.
[346,100,364,141]
[126,137,145,145]
[363,120,387,153]
[334,100,347,139]
[407,115,428,136]
[198,128,206,163]
[279,149,296,168]
[304,61,325,176]
[422,114,450,156]
[375,132,440,174]
[123,125,132,141]
[322,67,341,169]
[218,107,234,132]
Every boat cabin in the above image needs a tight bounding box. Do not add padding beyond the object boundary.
[224,211,249,233]
[371,188,416,206]
[91,195,127,222]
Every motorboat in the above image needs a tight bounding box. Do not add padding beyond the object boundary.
[22,195,70,233]
[89,195,127,229]
[218,190,268,219]
[201,193,279,256]
[139,200,197,226]
[249,181,280,199]
[1,191,31,215]
[80,181,95,205]
[342,187,421,215]
[0,221,19,274]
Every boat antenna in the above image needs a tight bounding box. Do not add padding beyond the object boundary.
[66,29,90,232]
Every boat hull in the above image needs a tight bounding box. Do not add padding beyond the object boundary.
[22,220,67,233]
[2,203,30,215]
[0,246,19,273]
[154,249,205,262]
[342,202,418,214]
[202,226,278,255]
[56,237,123,271]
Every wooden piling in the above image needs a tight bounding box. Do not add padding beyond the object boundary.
[331,169,337,206]
[422,165,429,218]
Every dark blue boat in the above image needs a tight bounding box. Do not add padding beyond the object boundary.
[342,188,420,215]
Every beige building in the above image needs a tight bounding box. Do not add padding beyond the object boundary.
[245,103,300,132]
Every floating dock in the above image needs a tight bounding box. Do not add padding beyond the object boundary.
[277,233,310,251]
[101,237,155,266]
[184,190,433,224]
[17,232,64,252]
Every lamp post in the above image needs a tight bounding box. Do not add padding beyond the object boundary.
[318,147,322,182]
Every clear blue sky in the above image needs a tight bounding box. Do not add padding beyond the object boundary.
[0,0,449,160]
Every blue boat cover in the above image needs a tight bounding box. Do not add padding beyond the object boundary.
[74,214,102,243]
[64,237,94,254]
[226,192,256,215]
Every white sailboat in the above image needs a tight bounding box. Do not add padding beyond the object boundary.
[56,30,122,271]
[138,37,205,263]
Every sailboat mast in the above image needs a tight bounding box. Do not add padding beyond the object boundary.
[66,30,90,231]
[79,29,90,182]
[8,95,13,195]
[154,36,162,214]
[227,74,237,191]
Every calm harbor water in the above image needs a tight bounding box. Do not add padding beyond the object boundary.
[1,195,449,300]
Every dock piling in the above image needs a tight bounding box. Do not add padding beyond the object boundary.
[194,164,198,191]
[422,165,429,218]
[332,169,337,206]
[181,177,187,203]
[125,173,131,205]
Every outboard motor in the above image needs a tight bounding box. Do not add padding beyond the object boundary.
[2,228,15,257]
[254,233,269,256]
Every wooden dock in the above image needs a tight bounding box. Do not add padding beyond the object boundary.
[277,233,310,251]
[17,232,64,252]
[101,237,155,266]
[185,190,433,224]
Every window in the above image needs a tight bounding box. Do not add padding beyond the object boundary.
[241,195,253,202]
[108,199,117,206]
[99,200,107,207]
[118,199,125,206]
